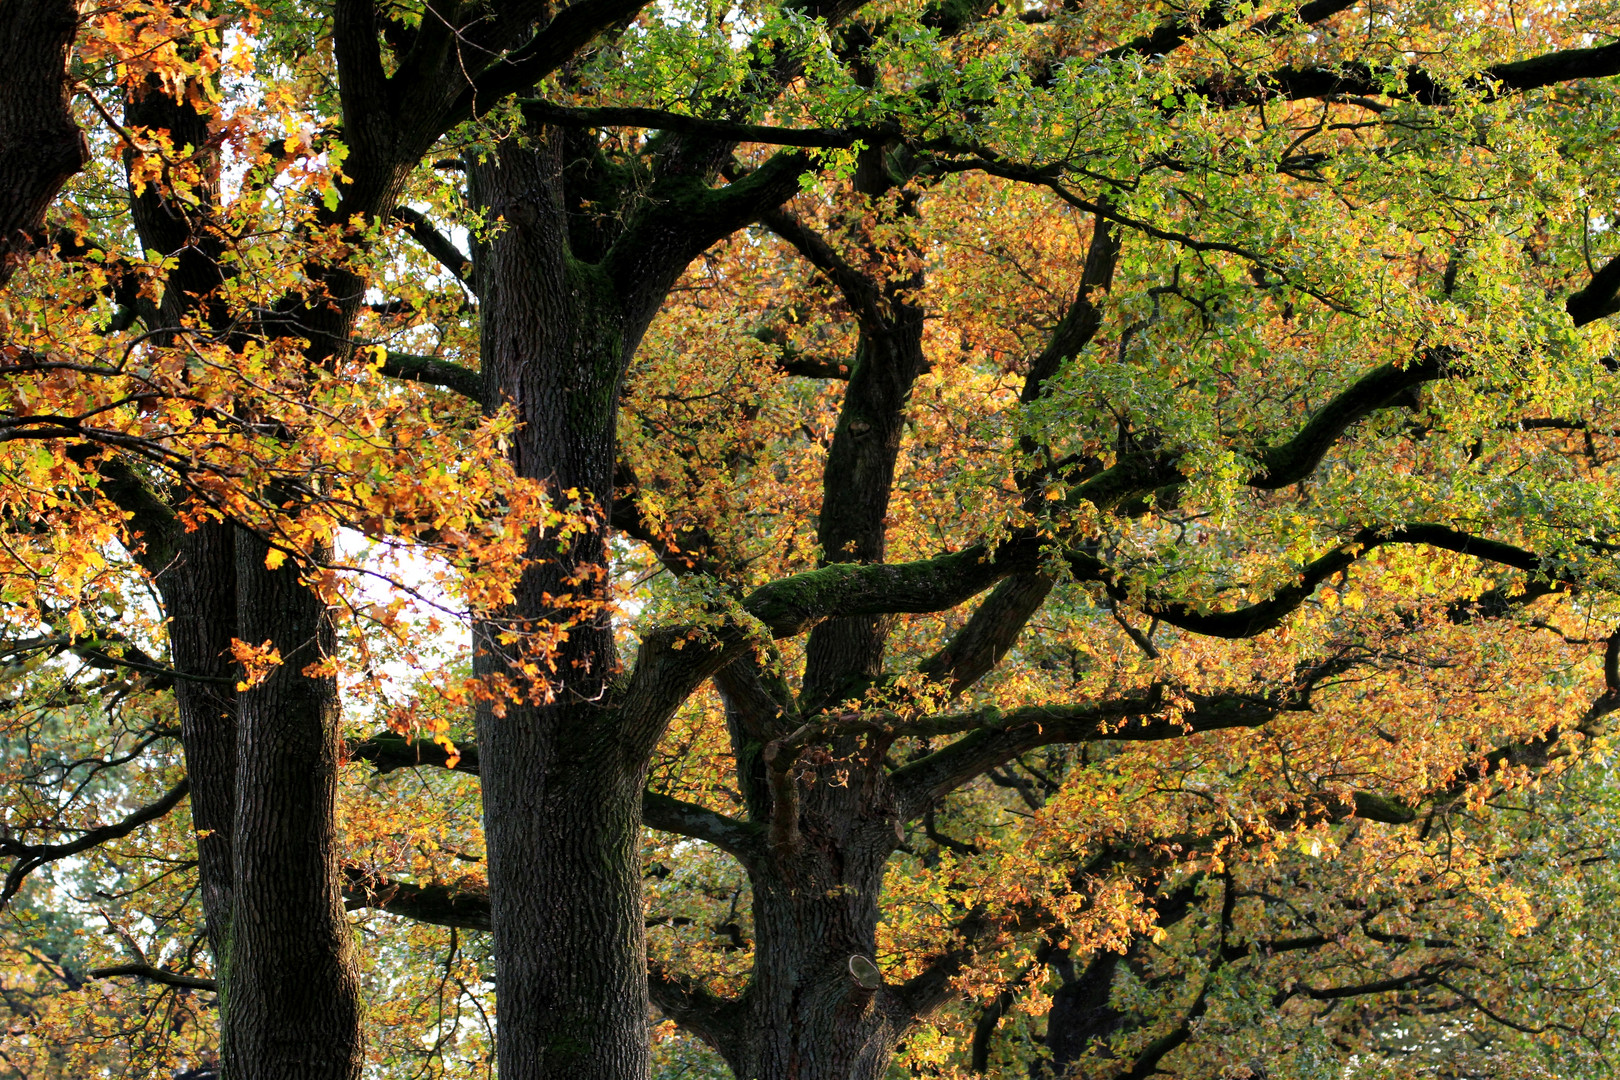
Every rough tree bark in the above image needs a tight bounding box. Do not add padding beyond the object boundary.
[225,533,365,1078]
[469,125,656,1080]
[0,0,88,286]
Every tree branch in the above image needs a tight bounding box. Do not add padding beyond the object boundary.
[379,352,482,402]
[454,0,662,121]
[1,778,190,906]
[758,207,884,326]
[342,867,491,931]
[643,791,766,866]
[1567,253,1620,327]
[647,961,749,1065]
[1211,39,1620,108]
[521,99,883,148]
[88,963,217,993]
[392,205,475,290]
[351,733,764,862]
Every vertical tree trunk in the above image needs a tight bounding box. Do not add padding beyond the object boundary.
[0,0,87,285]
[117,49,371,1073]
[1032,951,1127,1079]
[154,523,239,964]
[734,757,911,1080]
[225,532,364,1080]
[470,126,655,1080]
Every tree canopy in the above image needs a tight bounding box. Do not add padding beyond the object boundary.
[1,0,1620,1076]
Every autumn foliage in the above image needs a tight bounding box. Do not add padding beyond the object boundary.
[1,0,1620,1077]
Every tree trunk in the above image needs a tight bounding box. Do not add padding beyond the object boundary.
[471,125,657,1080]
[0,0,87,285]
[154,522,239,964]
[224,531,364,1080]
[732,754,912,1080]
[1033,951,1127,1079]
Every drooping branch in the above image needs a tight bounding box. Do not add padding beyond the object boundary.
[758,207,884,327]
[392,205,475,290]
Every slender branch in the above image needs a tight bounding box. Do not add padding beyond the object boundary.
[351,733,764,862]
[88,963,217,993]
[1,778,191,906]
[520,99,883,148]
[453,0,663,121]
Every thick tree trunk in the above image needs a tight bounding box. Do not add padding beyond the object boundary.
[471,127,656,1080]
[224,532,364,1080]
[717,149,929,1079]
[1033,951,1127,1079]
[474,714,651,1077]
[732,756,911,1080]
[119,70,364,1073]
[0,0,87,286]
[154,522,239,963]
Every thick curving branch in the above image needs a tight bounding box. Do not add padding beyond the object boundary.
[647,962,750,1066]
